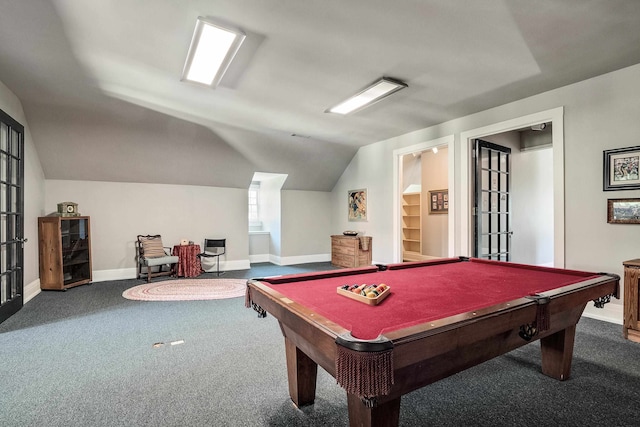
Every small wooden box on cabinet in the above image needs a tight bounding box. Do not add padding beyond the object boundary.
[331,235,372,268]
[38,216,92,290]
[623,259,640,343]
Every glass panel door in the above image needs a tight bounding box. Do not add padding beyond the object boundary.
[474,139,512,261]
[0,109,25,325]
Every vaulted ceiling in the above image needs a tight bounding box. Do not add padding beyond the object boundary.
[1,0,640,190]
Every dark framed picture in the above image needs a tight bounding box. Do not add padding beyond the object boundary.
[603,146,640,191]
[347,188,367,221]
[607,198,640,224]
[428,189,448,214]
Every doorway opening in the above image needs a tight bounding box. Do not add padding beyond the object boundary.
[393,135,454,263]
[461,107,564,267]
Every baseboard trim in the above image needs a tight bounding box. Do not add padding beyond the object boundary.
[90,260,253,282]
[249,254,270,263]
[201,259,250,273]
[582,302,623,325]
[24,278,41,303]
[268,253,331,266]
[93,268,137,282]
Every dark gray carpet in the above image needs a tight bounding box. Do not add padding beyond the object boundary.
[1,262,639,426]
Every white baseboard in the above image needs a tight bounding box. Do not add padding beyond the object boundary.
[23,278,41,303]
[249,254,271,263]
[269,253,331,266]
[93,268,137,282]
[201,259,250,273]
[582,301,623,325]
[90,260,253,282]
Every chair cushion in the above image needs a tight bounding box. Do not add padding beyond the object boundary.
[141,237,166,258]
[141,255,179,267]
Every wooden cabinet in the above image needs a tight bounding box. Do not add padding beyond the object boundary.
[402,192,422,261]
[331,235,372,268]
[623,259,640,342]
[38,216,92,290]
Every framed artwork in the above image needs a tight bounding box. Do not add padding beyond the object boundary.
[607,198,640,224]
[603,146,640,191]
[429,189,448,214]
[348,188,367,221]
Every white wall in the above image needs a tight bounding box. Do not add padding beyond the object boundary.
[249,232,270,263]
[333,62,640,323]
[402,154,421,190]
[44,180,251,279]
[512,147,554,265]
[261,178,282,259]
[0,79,45,301]
[421,148,449,257]
[281,190,332,263]
[332,142,396,264]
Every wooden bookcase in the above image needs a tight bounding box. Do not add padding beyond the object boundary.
[331,235,372,268]
[623,259,640,343]
[402,192,422,261]
[38,216,92,290]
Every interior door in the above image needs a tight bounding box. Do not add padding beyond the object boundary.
[0,109,25,324]
[474,139,512,261]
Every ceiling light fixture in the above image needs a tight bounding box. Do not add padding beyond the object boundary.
[181,17,246,88]
[326,77,408,115]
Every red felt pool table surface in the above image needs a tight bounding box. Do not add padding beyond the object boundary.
[256,258,601,340]
[246,257,619,427]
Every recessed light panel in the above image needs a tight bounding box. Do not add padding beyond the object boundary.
[181,17,245,88]
[327,77,408,115]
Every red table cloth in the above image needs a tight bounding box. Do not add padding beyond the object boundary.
[172,244,202,278]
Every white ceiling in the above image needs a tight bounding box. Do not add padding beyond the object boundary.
[1,0,640,190]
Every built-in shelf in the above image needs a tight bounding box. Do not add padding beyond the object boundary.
[402,192,422,261]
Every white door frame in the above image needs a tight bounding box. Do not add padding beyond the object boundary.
[459,107,565,267]
[392,135,455,262]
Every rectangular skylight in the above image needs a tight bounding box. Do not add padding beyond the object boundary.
[181,17,245,88]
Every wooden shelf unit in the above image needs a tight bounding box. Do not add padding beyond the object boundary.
[623,259,640,343]
[38,216,92,291]
[402,192,422,261]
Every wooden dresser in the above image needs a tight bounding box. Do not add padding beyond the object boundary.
[623,259,640,342]
[331,235,372,268]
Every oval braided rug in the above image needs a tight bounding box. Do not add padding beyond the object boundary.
[122,278,246,301]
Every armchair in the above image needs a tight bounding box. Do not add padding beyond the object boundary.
[136,235,179,282]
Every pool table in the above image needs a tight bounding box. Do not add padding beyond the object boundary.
[245,257,619,427]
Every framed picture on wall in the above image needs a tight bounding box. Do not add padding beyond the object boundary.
[347,188,367,221]
[428,189,448,214]
[603,146,640,191]
[607,198,640,224]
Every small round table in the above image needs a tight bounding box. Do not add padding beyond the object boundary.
[172,244,202,278]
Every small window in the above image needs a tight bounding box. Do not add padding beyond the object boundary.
[248,181,261,227]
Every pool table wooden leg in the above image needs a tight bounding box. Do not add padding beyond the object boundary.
[346,394,401,427]
[540,324,576,381]
[285,336,318,407]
